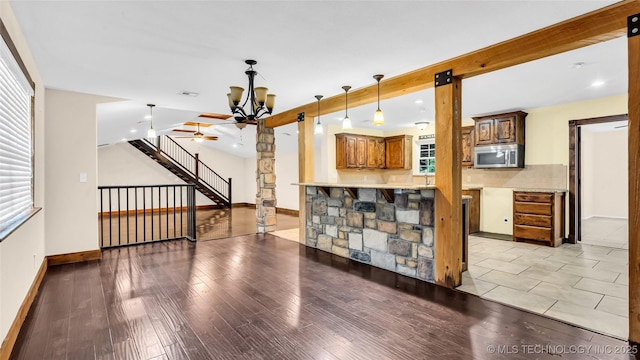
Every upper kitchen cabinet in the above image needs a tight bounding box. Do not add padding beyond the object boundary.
[473,111,527,146]
[366,137,386,169]
[336,133,358,168]
[385,135,412,169]
[461,126,475,167]
[336,133,411,170]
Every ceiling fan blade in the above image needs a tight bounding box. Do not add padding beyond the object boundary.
[198,113,233,120]
[172,129,196,133]
[245,119,258,125]
[203,136,219,140]
[614,125,628,128]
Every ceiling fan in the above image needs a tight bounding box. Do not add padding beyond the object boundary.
[198,112,256,129]
[172,122,219,142]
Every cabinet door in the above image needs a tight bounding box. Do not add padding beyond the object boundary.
[345,135,357,168]
[385,137,404,169]
[474,119,494,145]
[461,126,474,166]
[335,134,346,169]
[366,137,385,168]
[494,116,516,143]
[356,137,367,168]
[376,138,386,168]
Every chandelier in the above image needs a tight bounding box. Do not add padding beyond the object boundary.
[227,60,276,123]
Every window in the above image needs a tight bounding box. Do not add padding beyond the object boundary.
[0,21,36,240]
[418,141,435,174]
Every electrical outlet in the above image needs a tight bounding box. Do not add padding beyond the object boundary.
[503,217,509,223]
[33,253,36,268]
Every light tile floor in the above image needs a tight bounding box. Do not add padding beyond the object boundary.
[458,235,628,339]
[581,217,627,249]
[270,222,630,339]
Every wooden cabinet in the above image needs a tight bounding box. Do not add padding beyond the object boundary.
[336,133,411,170]
[513,191,565,247]
[366,137,385,168]
[462,189,481,234]
[473,111,527,146]
[385,135,412,169]
[461,126,475,167]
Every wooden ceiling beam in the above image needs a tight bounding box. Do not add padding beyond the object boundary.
[266,0,640,128]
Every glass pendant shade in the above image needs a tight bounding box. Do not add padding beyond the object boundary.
[229,86,244,104]
[193,137,204,143]
[254,87,268,104]
[146,104,156,139]
[342,116,352,129]
[373,74,384,126]
[373,109,384,126]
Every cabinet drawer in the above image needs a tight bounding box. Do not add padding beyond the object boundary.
[514,225,552,242]
[514,214,552,227]
[514,202,552,216]
[514,193,553,203]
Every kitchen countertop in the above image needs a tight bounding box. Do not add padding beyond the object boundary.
[293,182,437,190]
[514,188,568,193]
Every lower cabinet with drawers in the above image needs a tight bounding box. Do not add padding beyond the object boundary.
[513,190,565,247]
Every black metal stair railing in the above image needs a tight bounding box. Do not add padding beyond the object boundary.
[98,184,196,248]
[141,135,232,207]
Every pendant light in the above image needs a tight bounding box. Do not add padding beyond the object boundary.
[373,74,384,126]
[341,86,352,130]
[314,95,324,135]
[146,104,156,139]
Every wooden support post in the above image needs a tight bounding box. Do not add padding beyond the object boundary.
[298,112,314,243]
[628,12,640,344]
[434,72,463,288]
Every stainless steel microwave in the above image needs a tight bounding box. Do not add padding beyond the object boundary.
[474,144,524,169]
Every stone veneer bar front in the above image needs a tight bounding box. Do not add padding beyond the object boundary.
[300,183,437,283]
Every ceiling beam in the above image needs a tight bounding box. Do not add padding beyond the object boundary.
[266,0,640,128]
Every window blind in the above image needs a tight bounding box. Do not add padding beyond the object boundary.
[0,33,34,234]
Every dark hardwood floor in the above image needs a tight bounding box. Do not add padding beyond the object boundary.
[11,234,636,360]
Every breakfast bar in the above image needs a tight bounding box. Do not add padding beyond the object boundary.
[296,183,469,283]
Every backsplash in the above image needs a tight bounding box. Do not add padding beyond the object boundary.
[336,164,566,190]
[462,164,567,189]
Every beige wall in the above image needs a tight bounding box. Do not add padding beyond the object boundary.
[45,89,122,256]
[581,127,628,219]
[0,1,46,343]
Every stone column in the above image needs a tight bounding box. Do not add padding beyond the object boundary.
[255,118,277,233]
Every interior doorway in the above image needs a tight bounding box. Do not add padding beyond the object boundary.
[568,114,628,246]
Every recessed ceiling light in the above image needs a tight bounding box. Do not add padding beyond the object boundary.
[570,62,585,69]
[232,143,238,148]
[591,80,605,87]
[130,129,137,133]
[121,138,127,142]
[415,99,423,104]
[179,91,199,97]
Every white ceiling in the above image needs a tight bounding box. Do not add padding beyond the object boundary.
[10,0,627,157]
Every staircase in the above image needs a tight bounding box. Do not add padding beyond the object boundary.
[129,136,232,207]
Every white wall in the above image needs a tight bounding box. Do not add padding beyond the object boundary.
[172,138,251,204]
[0,1,46,343]
[244,156,257,204]
[97,142,214,206]
[45,89,122,256]
[581,127,628,219]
